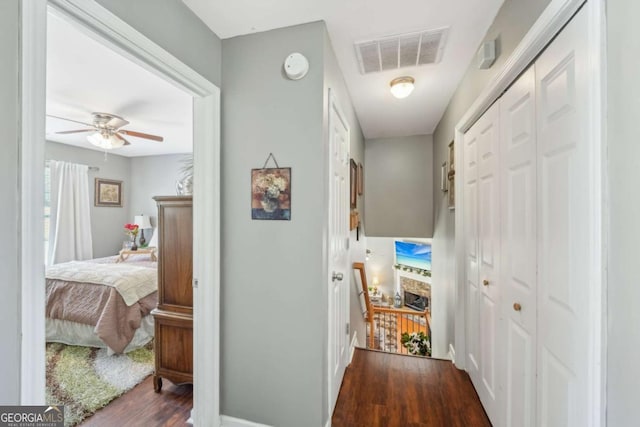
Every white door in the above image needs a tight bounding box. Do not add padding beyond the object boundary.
[500,66,537,427]
[327,90,350,414]
[535,8,590,426]
[475,102,501,423]
[464,115,480,386]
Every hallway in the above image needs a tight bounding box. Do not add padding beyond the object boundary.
[332,349,491,427]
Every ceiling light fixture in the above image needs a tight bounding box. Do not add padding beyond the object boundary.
[390,76,415,99]
[87,131,125,150]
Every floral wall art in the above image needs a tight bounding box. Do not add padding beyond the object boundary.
[251,167,291,220]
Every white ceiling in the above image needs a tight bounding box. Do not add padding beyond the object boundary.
[183,0,505,139]
[46,13,193,157]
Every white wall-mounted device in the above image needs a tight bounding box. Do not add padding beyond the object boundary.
[283,52,309,80]
[477,40,496,69]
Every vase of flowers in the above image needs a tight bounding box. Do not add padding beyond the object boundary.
[124,223,139,251]
[401,331,431,357]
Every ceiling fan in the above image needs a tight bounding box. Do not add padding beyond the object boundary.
[48,112,164,150]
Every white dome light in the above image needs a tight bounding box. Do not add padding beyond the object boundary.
[87,132,125,149]
[390,76,415,99]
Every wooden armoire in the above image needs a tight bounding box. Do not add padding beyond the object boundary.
[152,196,193,392]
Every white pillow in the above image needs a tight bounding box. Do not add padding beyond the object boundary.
[148,227,159,249]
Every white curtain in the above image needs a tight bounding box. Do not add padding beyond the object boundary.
[47,160,93,265]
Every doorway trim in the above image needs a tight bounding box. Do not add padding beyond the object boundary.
[20,1,221,425]
[453,0,606,424]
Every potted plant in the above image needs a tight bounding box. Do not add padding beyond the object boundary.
[401,331,431,357]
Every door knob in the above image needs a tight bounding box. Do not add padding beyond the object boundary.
[513,303,522,312]
[483,279,490,286]
[332,272,344,282]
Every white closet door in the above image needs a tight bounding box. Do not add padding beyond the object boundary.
[535,7,590,426]
[500,66,537,427]
[463,112,480,386]
[476,102,501,422]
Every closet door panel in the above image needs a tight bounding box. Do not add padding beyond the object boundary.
[464,123,480,379]
[500,66,537,427]
[476,102,501,422]
[535,8,589,426]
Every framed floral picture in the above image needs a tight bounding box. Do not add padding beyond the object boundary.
[95,178,123,207]
[251,167,291,220]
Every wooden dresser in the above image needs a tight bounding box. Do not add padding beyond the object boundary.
[152,196,193,392]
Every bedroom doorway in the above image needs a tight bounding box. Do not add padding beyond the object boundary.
[21,1,220,424]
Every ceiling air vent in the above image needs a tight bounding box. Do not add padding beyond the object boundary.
[355,27,449,74]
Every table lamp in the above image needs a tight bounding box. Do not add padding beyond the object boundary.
[134,214,152,247]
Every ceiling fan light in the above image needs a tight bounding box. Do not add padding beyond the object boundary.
[390,76,415,99]
[87,132,124,149]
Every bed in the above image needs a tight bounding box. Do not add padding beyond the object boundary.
[45,253,158,354]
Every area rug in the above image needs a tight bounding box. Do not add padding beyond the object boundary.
[46,342,154,426]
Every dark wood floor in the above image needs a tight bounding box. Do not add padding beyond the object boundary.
[332,349,491,427]
[79,376,192,427]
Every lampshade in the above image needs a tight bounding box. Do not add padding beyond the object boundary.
[390,76,415,99]
[134,214,152,229]
[87,132,125,149]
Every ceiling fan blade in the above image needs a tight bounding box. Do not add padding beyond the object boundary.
[54,128,95,134]
[47,114,93,127]
[118,129,163,142]
[114,133,131,146]
[106,116,130,129]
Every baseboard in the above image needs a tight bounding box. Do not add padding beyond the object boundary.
[186,408,194,425]
[220,415,272,427]
[325,419,331,427]
[449,343,456,364]
[349,331,359,363]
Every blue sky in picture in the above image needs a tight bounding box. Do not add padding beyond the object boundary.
[395,241,432,271]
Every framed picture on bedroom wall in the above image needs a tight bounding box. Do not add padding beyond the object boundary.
[95,178,123,207]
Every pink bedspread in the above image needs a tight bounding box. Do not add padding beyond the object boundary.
[45,254,157,353]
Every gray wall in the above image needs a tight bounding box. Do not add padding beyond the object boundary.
[221,22,326,427]
[323,28,367,375]
[431,0,551,358]
[46,142,131,257]
[365,135,433,238]
[95,0,221,87]
[129,154,187,224]
[0,0,21,404]
[607,0,639,424]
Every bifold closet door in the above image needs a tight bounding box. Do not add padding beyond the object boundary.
[464,110,480,387]
[465,101,501,423]
[535,7,590,426]
[499,66,537,427]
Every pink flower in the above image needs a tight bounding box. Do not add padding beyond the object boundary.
[124,223,139,237]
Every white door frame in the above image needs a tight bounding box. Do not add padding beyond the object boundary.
[20,1,221,425]
[453,0,606,424]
